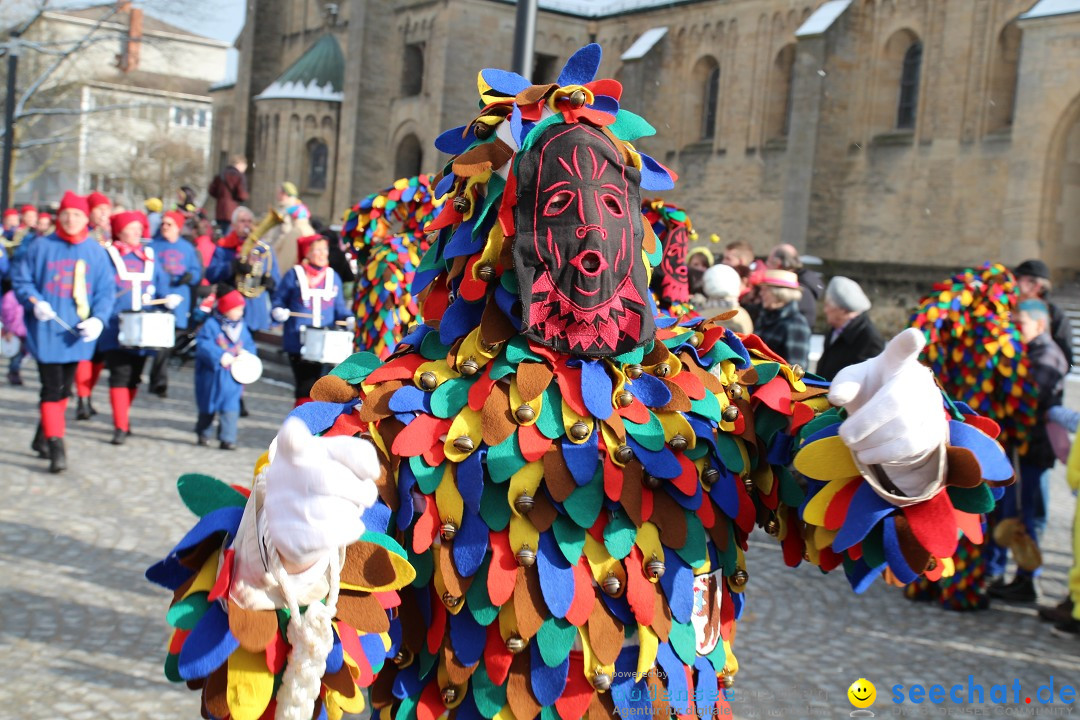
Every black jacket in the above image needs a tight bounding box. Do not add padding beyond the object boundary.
[1049,300,1073,368]
[796,267,824,329]
[815,312,885,381]
[1021,333,1068,469]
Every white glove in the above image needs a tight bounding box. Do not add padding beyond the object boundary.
[76,317,104,343]
[33,300,56,322]
[828,328,948,502]
[343,316,356,332]
[220,353,236,368]
[271,307,290,323]
[265,417,381,572]
[165,294,183,310]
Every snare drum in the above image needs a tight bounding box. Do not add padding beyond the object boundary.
[300,326,354,365]
[1,333,20,359]
[118,311,176,349]
[230,352,263,385]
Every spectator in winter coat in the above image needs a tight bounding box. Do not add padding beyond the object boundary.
[754,269,811,369]
[698,263,753,334]
[208,156,249,235]
[988,298,1069,603]
[1014,259,1073,369]
[815,276,885,380]
[766,243,824,330]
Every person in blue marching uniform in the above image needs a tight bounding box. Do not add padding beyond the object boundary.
[148,209,203,396]
[11,191,115,472]
[204,206,279,333]
[98,211,181,445]
[194,289,257,450]
[270,233,351,404]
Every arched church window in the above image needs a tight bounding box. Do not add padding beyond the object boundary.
[307,139,328,191]
[897,42,922,130]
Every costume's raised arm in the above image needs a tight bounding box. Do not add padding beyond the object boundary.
[776,329,1011,591]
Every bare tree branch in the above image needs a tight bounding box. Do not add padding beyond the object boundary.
[18,101,169,119]
[15,134,76,149]
[13,5,121,117]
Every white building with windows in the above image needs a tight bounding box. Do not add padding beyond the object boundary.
[7,3,228,208]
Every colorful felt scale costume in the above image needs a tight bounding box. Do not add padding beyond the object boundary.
[903,263,1036,610]
[344,175,445,359]
[642,199,697,319]
[150,46,1012,720]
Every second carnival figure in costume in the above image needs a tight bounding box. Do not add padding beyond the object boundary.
[150,46,1014,720]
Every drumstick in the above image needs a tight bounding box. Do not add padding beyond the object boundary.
[141,297,171,306]
[29,297,80,336]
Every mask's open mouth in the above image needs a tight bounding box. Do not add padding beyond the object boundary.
[570,250,608,277]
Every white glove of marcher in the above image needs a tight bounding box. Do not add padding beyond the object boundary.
[265,417,381,572]
[76,317,103,343]
[828,328,948,503]
[271,307,290,323]
[164,294,183,310]
[220,352,236,368]
[343,315,356,332]
[33,300,56,322]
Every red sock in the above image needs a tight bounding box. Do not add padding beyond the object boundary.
[41,400,67,438]
[110,387,131,431]
[75,360,92,398]
[90,361,104,390]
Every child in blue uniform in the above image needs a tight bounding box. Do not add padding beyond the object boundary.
[148,209,203,396]
[194,290,256,449]
[270,234,351,404]
[11,191,115,472]
[99,211,181,445]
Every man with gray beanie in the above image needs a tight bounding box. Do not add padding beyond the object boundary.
[816,276,885,380]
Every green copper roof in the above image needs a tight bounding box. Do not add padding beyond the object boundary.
[255,34,344,102]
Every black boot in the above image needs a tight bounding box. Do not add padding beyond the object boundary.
[239,397,249,418]
[110,428,129,445]
[76,397,92,420]
[48,437,67,473]
[31,424,48,458]
[988,575,1038,603]
[1038,597,1074,624]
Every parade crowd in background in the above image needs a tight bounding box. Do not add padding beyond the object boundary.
[2,153,1078,643]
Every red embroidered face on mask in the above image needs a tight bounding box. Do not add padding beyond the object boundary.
[514,124,655,356]
[656,223,690,307]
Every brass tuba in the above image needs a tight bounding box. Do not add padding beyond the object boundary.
[236,209,282,297]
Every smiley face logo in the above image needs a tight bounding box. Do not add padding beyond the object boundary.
[848,678,876,709]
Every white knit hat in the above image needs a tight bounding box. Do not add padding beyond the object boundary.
[703,264,741,299]
[825,276,871,314]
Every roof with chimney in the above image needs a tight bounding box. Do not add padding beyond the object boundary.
[254,34,345,103]
[42,4,229,47]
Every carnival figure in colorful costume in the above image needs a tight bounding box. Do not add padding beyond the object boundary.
[150,46,1012,720]
[344,175,445,359]
[903,263,1037,610]
[643,199,696,319]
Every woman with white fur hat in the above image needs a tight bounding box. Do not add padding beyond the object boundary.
[700,263,753,334]
[816,275,885,380]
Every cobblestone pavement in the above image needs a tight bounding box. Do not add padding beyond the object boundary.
[1,362,1078,720]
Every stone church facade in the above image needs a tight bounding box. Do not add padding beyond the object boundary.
[213,0,1080,280]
